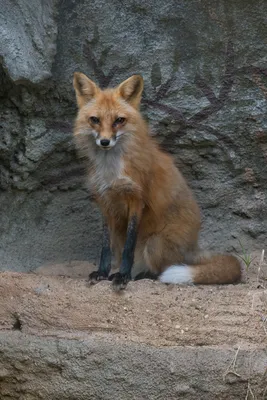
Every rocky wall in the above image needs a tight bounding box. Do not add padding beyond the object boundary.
[0,0,267,271]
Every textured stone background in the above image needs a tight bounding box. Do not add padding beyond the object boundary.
[1,331,266,400]
[1,0,267,271]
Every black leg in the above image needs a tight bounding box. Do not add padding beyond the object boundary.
[89,220,111,283]
[112,215,138,291]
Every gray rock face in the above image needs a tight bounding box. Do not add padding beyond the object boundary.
[0,0,267,270]
[0,0,58,83]
[1,332,266,400]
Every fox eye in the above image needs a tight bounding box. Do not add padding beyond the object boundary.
[113,117,126,126]
[89,116,100,124]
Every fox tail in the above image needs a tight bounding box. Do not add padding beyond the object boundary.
[159,253,242,285]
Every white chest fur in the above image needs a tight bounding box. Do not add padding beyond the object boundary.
[90,150,126,194]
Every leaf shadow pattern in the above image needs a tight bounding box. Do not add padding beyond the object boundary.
[138,39,241,168]
[83,27,134,88]
[142,39,267,170]
[143,40,235,135]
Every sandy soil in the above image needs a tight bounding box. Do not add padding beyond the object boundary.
[1,251,267,348]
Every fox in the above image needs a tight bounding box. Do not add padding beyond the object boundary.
[72,72,241,291]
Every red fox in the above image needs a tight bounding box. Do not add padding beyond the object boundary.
[73,72,241,290]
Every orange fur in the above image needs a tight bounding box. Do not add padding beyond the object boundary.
[73,72,241,286]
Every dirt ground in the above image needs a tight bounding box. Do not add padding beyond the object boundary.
[1,251,267,348]
[1,252,267,399]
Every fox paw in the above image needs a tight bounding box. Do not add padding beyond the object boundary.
[109,272,130,291]
[88,271,108,284]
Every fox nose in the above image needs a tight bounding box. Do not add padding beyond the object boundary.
[100,138,110,147]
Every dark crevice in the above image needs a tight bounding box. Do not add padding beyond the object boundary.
[0,58,13,98]
[12,314,22,331]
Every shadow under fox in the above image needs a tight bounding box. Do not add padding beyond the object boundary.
[73,72,241,291]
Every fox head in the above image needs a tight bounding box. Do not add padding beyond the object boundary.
[73,73,144,152]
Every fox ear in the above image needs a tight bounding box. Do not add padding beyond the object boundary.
[117,75,144,108]
[73,72,99,108]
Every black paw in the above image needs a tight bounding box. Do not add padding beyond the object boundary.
[110,272,130,292]
[88,270,108,284]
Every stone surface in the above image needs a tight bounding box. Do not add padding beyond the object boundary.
[0,332,266,400]
[0,1,267,270]
[0,266,267,399]
[0,0,58,83]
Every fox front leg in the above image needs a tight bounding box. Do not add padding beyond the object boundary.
[89,220,111,283]
[110,200,142,291]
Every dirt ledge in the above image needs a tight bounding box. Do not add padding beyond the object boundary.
[0,270,267,399]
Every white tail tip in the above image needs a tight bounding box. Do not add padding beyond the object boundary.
[159,265,193,285]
